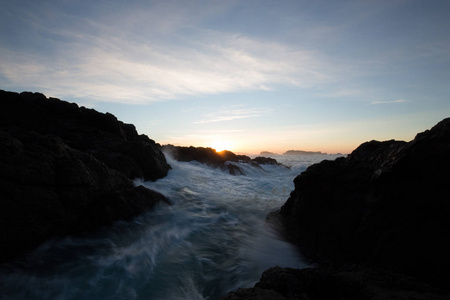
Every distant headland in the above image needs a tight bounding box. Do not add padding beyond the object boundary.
[283,150,326,155]
[260,150,345,156]
[259,151,277,156]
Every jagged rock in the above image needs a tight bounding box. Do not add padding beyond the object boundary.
[226,163,245,175]
[0,90,171,181]
[252,156,282,165]
[276,118,450,289]
[223,119,450,299]
[163,145,228,166]
[0,90,170,263]
[162,144,285,175]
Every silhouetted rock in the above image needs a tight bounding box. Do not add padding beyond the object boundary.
[276,118,450,289]
[0,90,170,181]
[284,150,327,155]
[222,266,448,300]
[252,156,280,165]
[259,151,277,156]
[162,145,285,175]
[223,118,450,299]
[0,90,170,262]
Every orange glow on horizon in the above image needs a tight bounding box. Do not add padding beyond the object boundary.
[166,138,355,156]
[209,140,235,152]
[225,144,355,156]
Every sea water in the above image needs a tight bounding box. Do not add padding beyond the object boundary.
[0,154,342,300]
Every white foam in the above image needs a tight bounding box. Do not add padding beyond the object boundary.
[0,154,340,300]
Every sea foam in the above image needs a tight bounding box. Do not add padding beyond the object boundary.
[0,154,341,300]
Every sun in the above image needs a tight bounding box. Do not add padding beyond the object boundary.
[210,140,234,152]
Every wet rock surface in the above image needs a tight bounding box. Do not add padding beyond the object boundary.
[162,144,285,175]
[0,90,170,262]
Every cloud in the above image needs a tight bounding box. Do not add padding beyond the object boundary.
[371,99,408,105]
[197,129,244,133]
[316,88,366,99]
[194,107,272,124]
[0,1,334,104]
[1,34,327,103]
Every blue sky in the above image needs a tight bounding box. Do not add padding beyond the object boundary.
[1,0,449,154]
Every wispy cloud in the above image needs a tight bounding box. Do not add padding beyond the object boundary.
[371,99,408,105]
[197,129,244,134]
[194,107,272,124]
[0,35,327,104]
[0,1,335,104]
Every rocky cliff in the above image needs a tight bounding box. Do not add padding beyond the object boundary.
[278,118,450,288]
[224,118,450,299]
[0,90,171,262]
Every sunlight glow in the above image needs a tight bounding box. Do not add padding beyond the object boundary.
[210,140,235,152]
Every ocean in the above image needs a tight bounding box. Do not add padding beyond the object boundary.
[0,154,343,300]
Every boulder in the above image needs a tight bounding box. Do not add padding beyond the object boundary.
[162,145,229,166]
[0,90,170,263]
[276,118,450,289]
[252,156,282,166]
[162,145,286,174]
[0,90,171,181]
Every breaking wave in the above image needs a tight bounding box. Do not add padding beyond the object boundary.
[0,154,341,300]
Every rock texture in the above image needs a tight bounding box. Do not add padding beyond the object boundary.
[277,118,450,289]
[222,266,448,300]
[162,144,285,175]
[0,90,171,263]
[224,118,450,299]
[0,90,170,181]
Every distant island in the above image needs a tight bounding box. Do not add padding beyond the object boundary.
[284,150,327,155]
[259,151,277,156]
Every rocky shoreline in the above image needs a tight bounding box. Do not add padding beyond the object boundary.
[0,89,286,264]
[0,90,171,262]
[223,265,448,300]
[162,144,285,175]
[223,118,450,299]
[2,89,449,299]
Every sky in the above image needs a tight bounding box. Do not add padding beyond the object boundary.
[1,0,449,154]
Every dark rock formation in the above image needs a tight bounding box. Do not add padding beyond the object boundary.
[0,90,171,263]
[222,266,448,300]
[252,156,280,166]
[223,118,450,299]
[0,90,170,181]
[162,145,286,175]
[277,118,450,289]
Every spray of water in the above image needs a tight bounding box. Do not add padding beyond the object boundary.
[0,154,340,300]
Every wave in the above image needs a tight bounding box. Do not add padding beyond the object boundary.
[0,154,339,300]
